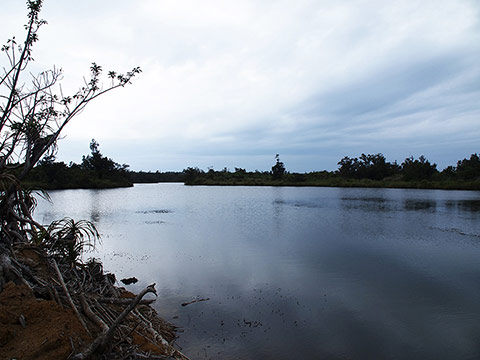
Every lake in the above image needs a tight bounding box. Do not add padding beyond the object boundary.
[34,183,480,359]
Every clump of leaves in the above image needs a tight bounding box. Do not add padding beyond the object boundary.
[45,217,100,264]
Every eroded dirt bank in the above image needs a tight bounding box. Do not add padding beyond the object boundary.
[0,245,188,359]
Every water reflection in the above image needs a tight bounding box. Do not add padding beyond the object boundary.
[86,189,101,222]
[340,193,396,212]
[34,184,480,360]
[403,199,437,211]
[445,199,480,212]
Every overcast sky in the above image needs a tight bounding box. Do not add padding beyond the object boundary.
[1,0,479,172]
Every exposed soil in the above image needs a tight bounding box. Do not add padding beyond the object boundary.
[0,245,187,359]
[0,281,91,360]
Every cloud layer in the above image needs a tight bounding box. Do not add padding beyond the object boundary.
[1,0,479,171]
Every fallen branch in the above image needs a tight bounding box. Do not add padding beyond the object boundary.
[0,252,33,291]
[52,259,91,336]
[49,283,62,306]
[10,256,46,286]
[98,297,155,305]
[181,297,210,307]
[133,354,171,359]
[72,284,157,360]
[132,309,170,348]
[94,298,116,326]
[131,309,190,360]
[79,294,108,331]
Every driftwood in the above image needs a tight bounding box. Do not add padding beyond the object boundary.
[52,259,91,336]
[79,294,108,331]
[131,309,191,360]
[50,283,62,305]
[0,252,33,292]
[98,297,156,305]
[181,297,210,307]
[72,284,157,359]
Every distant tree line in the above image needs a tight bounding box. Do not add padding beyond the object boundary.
[183,153,480,190]
[23,139,132,189]
[129,171,184,183]
[24,149,480,190]
[337,153,480,181]
[23,140,185,189]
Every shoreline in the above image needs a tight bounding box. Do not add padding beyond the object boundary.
[184,180,480,191]
[0,244,190,359]
[22,180,480,192]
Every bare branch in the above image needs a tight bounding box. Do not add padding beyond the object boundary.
[72,284,157,360]
[1,0,139,248]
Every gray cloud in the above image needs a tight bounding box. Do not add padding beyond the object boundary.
[1,0,479,171]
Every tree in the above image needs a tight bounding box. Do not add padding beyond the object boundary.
[357,153,393,180]
[401,155,437,181]
[271,154,286,180]
[337,156,358,178]
[81,139,127,179]
[456,153,480,180]
[0,1,140,249]
[0,5,196,359]
[183,167,203,182]
[337,153,394,180]
[441,165,456,178]
[234,167,246,179]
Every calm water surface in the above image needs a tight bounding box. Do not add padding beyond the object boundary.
[35,184,480,359]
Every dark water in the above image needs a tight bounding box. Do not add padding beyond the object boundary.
[35,184,480,359]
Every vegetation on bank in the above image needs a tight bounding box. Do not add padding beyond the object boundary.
[183,153,480,190]
[23,150,480,190]
[22,139,185,189]
[129,170,185,183]
[22,140,133,189]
